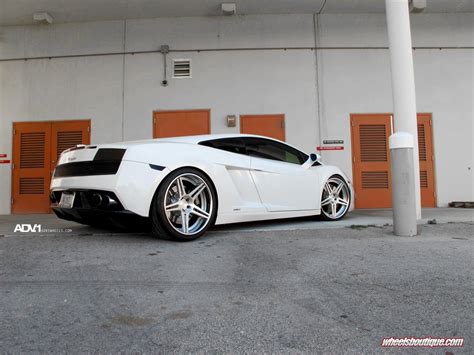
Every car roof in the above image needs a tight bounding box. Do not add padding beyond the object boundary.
[156,133,271,144]
[98,134,308,155]
[100,134,264,147]
[159,134,310,156]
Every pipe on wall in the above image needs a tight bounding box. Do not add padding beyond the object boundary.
[0,46,471,63]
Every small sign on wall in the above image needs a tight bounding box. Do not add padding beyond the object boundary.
[323,140,344,145]
[317,146,344,151]
[0,154,6,158]
[318,139,344,151]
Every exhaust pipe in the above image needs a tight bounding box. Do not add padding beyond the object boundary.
[91,193,118,208]
[91,193,103,207]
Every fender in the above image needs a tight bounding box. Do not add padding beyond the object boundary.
[124,143,250,217]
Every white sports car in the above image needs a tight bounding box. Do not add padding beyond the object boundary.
[51,134,353,241]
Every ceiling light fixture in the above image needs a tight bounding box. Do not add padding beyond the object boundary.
[409,0,426,13]
[221,3,236,16]
[33,12,54,24]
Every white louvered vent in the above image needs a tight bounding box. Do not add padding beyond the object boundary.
[173,59,191,78]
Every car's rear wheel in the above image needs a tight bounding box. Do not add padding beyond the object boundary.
[151,168,217,241]
[320,175,351,221]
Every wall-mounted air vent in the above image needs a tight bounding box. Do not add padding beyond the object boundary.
[173,59,191,78]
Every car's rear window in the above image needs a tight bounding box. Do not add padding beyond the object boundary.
[199,137,309,165]
[243,137,308,165]
[199,138,247,155]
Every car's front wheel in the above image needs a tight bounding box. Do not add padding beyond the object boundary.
[320,175,351,221]
[151,168,217,241]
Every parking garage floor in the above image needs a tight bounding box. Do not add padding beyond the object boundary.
[0,213,472,353]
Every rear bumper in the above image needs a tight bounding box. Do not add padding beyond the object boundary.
[50,160,170,217]
[52,206,148,229]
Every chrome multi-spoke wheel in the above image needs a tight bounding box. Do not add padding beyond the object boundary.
[164,173,213,235]
[320,176,351,220]
[151,168,217,241]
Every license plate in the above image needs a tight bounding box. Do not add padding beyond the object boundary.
[59,192,75,208]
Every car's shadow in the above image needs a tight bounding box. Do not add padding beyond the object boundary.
[41,213,357,241]
[210,214,327,232]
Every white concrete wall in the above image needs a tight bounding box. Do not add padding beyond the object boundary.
[0,21,125,59]
[123,50,318,146]
[317,13,473,207]
[0,13,472,214]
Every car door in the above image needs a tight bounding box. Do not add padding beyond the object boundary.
[243,137,319,212]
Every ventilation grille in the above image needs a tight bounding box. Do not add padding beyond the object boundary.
[173,59,191,78]
[20,132,45,168]
[417,124,426,161]
[361,171,389,189]
[57,131,83,160]
[19,177,44,194]
[359,125,387,162]
[420,170,428,188]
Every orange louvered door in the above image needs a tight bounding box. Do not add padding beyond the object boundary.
[351,114,392,208]
[12,122,52,214]
[51,120,90,168]
[12,120,90,214]
[417,114,436,207]
[351,113,436,209]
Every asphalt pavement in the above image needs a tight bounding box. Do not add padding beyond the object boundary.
[0,221,472,353]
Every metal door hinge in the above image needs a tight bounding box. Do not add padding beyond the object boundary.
[12,128,16,135]
[11,198,14,205]
[87,126,90,132]
[12,163,15,169]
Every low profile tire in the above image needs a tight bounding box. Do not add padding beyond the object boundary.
[320,175,351,221]
[151,168,217,241]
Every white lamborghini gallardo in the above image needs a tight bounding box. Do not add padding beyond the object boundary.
[51,134,353,241]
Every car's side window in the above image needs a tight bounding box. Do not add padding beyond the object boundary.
[199,138,247,156]
[243,138,308,165]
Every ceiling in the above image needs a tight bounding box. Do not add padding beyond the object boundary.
[0,0,472,26]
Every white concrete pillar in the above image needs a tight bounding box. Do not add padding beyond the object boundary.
[385,0,422,219]
[390,132,418,236]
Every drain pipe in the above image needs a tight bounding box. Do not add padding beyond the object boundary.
[160,45,169,86]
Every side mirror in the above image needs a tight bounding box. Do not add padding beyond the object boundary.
[302,153,320,169]
[310,153,321,162]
